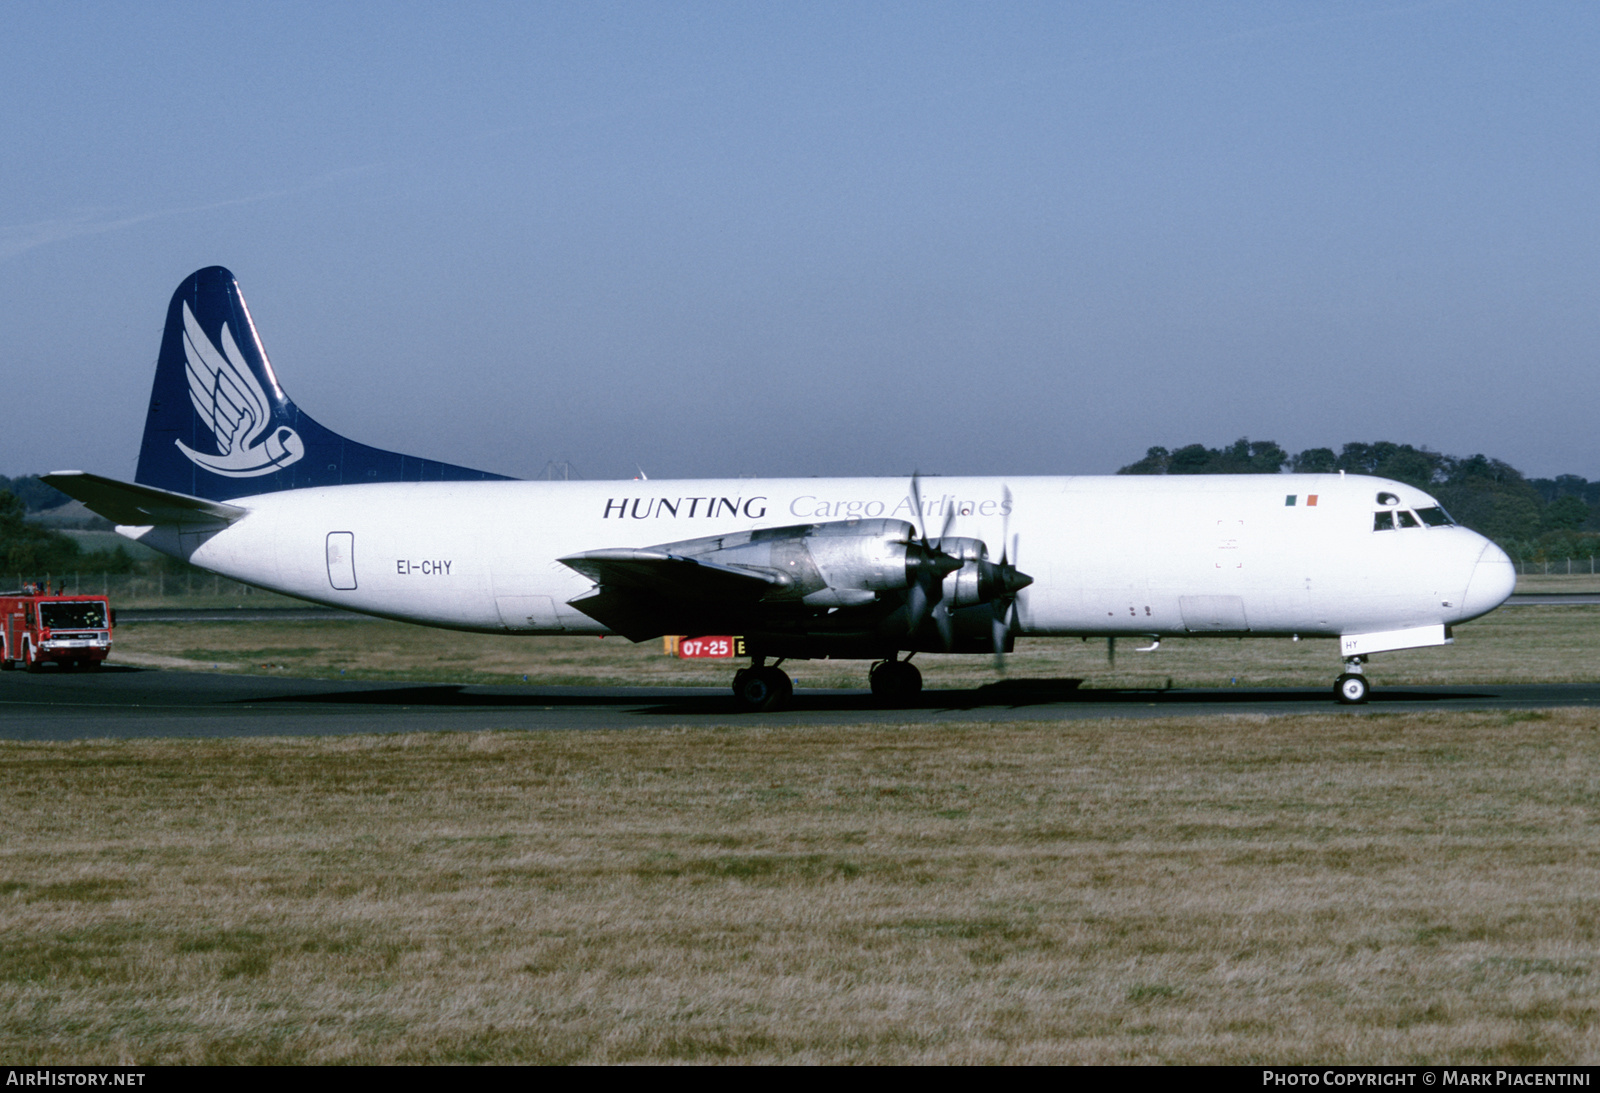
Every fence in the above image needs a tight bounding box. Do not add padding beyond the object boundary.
[10,572,301,607]
[1514,558,1598,576]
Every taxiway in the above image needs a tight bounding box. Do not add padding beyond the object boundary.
[4,666,1599,740]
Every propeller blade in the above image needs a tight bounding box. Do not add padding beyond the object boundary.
[906,580,930,633]
[909,471,927,542]
[987,591,1023,671]
[999,485,1012,563]
[933,599,953,652]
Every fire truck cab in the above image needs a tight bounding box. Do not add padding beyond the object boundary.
[0,588,114,671]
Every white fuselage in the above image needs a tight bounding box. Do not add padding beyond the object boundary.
[125,472,1515,645]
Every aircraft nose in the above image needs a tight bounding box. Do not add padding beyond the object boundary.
[1459,539,1516,620]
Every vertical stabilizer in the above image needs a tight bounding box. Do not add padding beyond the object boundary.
[135,266,510,501]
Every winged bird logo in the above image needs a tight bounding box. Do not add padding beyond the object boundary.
[172,301,305,477]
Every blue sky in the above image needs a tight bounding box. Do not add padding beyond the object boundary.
[3,1,1597,481]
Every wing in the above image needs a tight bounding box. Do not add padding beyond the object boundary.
[559,548,786,641]
[181,301,272,455]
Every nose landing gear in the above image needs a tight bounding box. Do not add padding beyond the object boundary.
[1334,656,1370,704]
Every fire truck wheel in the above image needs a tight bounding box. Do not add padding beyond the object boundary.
[22,642,40,672]
[0,646,12,671]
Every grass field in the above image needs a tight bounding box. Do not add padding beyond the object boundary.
[1519,574,1600,594]
[108,601,1600,691]
[11,596,1599,1063]
[2,712,1597,1064]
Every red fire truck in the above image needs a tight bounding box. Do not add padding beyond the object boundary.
[0,586,114,671]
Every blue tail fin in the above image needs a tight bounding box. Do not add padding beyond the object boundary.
[135,266,511,500]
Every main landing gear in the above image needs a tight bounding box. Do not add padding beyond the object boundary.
[732,658,793,712]
[1334,656,1370,705]
[868,656,922,703]
[731,654,927,712]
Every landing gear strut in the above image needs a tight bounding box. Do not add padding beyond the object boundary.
[869,656,922,704]
[1334,656,1370,705]
[732,656,792,712]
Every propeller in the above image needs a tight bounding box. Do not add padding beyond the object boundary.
[988,486,1032,671]
[929,492,959,650]
[903,472,961,636]
[900,475,1030,661]
[931,585,955,652]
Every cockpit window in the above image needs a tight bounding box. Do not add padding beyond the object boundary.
[1374,511,1395,531]
[1376,491,1400,506]
[1397,510,1420,529]
[1416,506,1454,527]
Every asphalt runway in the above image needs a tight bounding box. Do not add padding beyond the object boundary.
[5,665,1600,740]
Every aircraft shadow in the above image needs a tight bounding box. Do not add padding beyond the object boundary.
[635,684,1497,715]
[244,677,1496,713]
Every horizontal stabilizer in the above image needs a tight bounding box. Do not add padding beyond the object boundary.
[42,471,248,527]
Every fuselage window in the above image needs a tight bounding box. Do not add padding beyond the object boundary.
[1416,506,1453,527]
[1373,511,1395,531]
[1397,511,1420,528]
[1376,491,1400,506]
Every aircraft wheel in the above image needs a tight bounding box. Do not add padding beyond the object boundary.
[1334,673,1370,705]
[869,660,923,703]
[735,666,792,712]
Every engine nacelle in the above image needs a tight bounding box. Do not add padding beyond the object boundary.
[934,537,989,608]
[932,537,1029,609]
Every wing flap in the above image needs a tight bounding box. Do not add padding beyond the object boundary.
[41,471,248,527]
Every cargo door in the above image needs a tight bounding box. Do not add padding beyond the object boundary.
[326,532,357,590]
[496,595,565,632]
[1180,595,1250,633]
